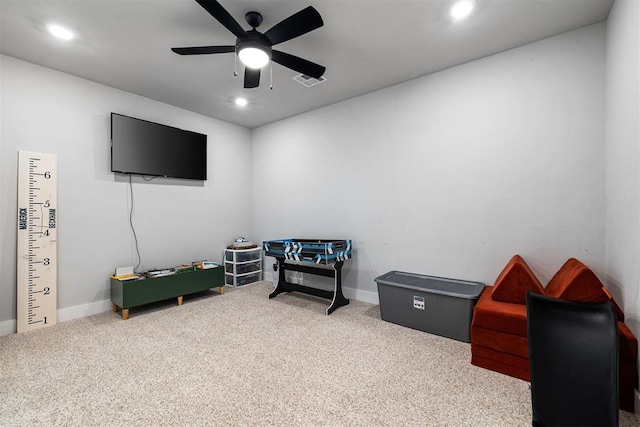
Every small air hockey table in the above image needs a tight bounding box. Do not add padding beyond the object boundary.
[263,239,352,315]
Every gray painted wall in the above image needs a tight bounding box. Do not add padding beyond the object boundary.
[0,55,252,333]
[605,0,640,411]
[252,24,606,303]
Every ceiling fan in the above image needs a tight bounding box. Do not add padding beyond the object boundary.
[172,0,326,89]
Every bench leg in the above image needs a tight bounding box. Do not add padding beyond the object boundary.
[218,286,225,295]
[113,303,129,320]
[177,296,183,306]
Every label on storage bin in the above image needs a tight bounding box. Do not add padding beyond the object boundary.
[413,296,425,310]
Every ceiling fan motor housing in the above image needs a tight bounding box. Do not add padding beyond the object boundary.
[245,11,263,28]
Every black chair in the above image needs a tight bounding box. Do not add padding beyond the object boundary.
[526,292,619,427]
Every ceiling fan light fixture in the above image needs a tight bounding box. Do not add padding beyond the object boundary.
[238,47,270,69]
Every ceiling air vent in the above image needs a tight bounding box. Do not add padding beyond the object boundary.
[293,74,327,87]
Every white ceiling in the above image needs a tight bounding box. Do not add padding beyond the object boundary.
[0,0,613,129]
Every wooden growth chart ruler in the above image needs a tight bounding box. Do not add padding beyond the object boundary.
[17,151,58,333]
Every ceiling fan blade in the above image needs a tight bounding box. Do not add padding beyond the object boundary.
[272,50,325,79]
[244,68,261,88]
[264,6,323,46]
[195,0,247,39]
[171,45,235,55]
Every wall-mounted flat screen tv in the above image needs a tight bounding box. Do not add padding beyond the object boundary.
[111,113,207,180]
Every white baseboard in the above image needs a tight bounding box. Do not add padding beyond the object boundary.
[343,287,379,305]
[0,299,112,337]
[0,319,17,337]
[264,271,379,305]
[58,299,112,322]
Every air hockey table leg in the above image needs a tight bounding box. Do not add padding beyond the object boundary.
[326,261,349,315]
[268,258,290,299]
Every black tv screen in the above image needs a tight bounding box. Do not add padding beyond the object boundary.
[111,113,207,180]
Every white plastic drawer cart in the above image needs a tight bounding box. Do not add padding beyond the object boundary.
[224,246,263,287]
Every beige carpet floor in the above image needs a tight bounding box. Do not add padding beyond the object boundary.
[1,281,638,426]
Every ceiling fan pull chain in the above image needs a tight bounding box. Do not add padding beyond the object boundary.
[270,63,273,90]
[234,54,238,77]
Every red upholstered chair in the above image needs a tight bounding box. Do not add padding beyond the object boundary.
[471,255,544,381]
[544,258,636,412]
[470,255,638,412]
[491,255,545,305]
[545,258,625,321]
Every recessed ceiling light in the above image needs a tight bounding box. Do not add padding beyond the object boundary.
[235,97,248,107]
[450,0,475,20]
[47,23,75,41]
